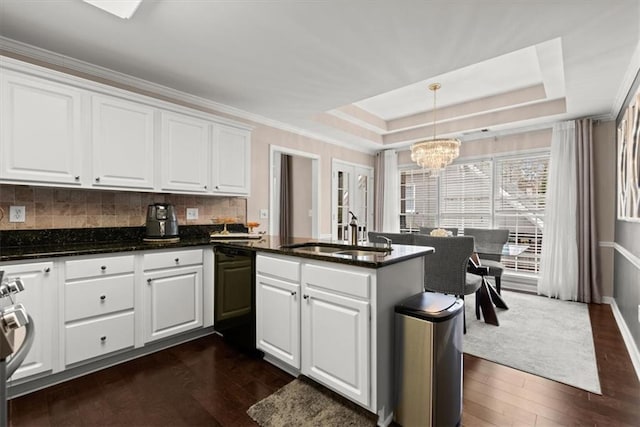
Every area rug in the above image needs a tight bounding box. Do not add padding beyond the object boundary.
[247,376,377,426]
[464,289,601,394]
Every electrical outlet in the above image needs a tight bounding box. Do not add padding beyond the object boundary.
[9,206,26,223]
[260,209,268,219]
[186,208,198,220]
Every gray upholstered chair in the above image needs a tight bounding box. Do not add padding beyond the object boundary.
[367,231,415,245]
[463,228,510,294]
[413,235,481,333]
[418,226,458,236]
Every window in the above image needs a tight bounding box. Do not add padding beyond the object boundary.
[399,151,549,274]
[400,169,437,232]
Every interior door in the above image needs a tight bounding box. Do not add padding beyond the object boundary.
[331,160,374,242]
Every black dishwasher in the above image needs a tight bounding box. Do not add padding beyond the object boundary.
[214,246,256,352]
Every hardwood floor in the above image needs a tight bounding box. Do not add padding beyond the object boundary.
[8,303,640,426]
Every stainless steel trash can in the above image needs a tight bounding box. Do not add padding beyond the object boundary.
[394,292,464,427]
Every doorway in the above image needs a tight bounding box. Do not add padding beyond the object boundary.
[269,145,320,238]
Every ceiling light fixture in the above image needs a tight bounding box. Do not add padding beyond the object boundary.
[410,83,461,172]
[82,0,142,19]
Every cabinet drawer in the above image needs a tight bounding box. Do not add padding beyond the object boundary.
[144,249,203,270]
[256,254,300,282]
[65,275,134,321]
[303,263,370,299]
[65,311,134,366]
[66,255,134,280]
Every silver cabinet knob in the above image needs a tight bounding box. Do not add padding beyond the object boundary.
[175,258,179,263]
[100,336,107,342]
[291,291,297,296]
[100,265,107,271]
[44,267,51,273]
[303,294,309,299]
[99,295,106,301]
[204,185,208,189]
[147,278,152,284]
[95,177,100,182]
[75,176,80,181]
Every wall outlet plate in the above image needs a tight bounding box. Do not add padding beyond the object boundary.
[9,206,26,223]
[260,209,268,219]
[186,208,198,220]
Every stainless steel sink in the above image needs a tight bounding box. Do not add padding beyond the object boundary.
[281,242,391,257]
[333,250,383,257]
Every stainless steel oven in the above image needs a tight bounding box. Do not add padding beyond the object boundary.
[213,246,256,352]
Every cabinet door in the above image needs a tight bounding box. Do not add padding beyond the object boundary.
[256,274,300,369]
[212,124,250,194]
[160,111,210,193]
[92,95,155,189]
[143,265,203,343]
[0,72,83,185]
[301,287,370,407]
[1,262,56,381]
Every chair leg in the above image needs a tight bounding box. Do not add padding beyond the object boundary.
[462,295,467,334]
[495,276,501,294]
[475,290,480,320]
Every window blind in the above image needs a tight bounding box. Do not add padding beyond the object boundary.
[440,161,492,232]
[494,155,549,273]
[399,168,438,232]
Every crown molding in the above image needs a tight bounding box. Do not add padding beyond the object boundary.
[612,40,640,120]
[0,36,374,154]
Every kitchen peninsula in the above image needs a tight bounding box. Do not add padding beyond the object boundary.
[0,226,433,426]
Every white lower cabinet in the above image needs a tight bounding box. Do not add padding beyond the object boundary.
[143,250,203,343]
[0,261,56,381]
[301,263,371,408]
[65,312,134,366]
[63,254,135,366]
[256,274,300,369]
[256,254,372,408]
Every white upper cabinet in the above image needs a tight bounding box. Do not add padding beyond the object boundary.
[159,111,210,193]
[91,95,155,190]
[0,71,83,185]
[212,124,251,195]
[0,58,252,195]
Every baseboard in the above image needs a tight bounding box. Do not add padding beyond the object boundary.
[604,296,640,382]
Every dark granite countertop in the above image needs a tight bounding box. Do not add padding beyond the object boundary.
[0,226,433,268]
[215,236,434,268]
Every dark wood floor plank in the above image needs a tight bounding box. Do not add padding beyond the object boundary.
[7,302,640,426]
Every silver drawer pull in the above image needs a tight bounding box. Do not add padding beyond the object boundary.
[99,295,106,301]
[100,336,107,342]
[100,265,107,271]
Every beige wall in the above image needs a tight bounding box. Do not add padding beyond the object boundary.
[397,128,552,164]
[248,125,373,236]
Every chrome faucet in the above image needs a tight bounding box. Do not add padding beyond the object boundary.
[377,235,392,250]
[348,211,358,246]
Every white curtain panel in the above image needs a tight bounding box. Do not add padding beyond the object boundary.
[538,121,578,300]
[382,150,400,232]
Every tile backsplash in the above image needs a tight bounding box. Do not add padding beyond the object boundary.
[0,184,246,230]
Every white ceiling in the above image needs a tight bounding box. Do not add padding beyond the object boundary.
[1,0,639,152]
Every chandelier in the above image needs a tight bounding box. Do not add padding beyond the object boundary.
[410,83,460,171]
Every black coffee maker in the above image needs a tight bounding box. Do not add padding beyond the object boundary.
[144,203,179,241]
